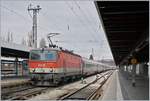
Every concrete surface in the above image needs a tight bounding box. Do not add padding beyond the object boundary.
[101,70,123,100]
[118,70,149,100]
[101,70,149,100]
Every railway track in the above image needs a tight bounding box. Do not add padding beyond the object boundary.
[58,70,113,100]
[2,70,113,100]
[2,83,50,100]
[3,86,50,100]
[9,87,49,100]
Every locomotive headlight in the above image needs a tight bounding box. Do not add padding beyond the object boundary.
[49,68,53,72]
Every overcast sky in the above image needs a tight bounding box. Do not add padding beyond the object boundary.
[1,0,113,60]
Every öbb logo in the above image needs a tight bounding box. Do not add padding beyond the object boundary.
[38,64,46,67]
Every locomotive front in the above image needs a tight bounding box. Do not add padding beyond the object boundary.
[29,48,60,86]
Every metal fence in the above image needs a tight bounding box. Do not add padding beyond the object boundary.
[1,60,29,77]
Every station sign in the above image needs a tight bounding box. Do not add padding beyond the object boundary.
[131,58,137,64]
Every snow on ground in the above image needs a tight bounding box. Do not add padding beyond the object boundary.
[1,78,30,88]
[28,76,97,100]
[28,72,108,100]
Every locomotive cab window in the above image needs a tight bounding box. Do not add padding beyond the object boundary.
[30,50,57,61]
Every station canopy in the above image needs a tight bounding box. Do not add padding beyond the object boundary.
[1,47,29,58]
[1,42,30,58]
[95,1,149,65]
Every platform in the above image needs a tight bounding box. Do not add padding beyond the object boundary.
[118,70,149,100]
[101,70,149,100]
[100,70,123,100]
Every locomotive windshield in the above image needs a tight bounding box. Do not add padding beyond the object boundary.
[30,50,57,61]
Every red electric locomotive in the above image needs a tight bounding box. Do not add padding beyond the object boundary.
[29,48,82,86]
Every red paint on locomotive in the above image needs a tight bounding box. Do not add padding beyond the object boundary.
[29,49,82,72]
[58,51,82,68]
[29,60,58,68]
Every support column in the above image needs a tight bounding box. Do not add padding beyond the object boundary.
[119,65,123,72]
[126,65,129,79]
[139,63,144,75]
[126,65,129,72]
[132,64,136,87]
[15,57,18,76]
[143,63,148,78]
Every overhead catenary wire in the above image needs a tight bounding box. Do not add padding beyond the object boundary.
[65,1,99,42]
[1,3,110,59]
[70,1,109,59]
[0,4,61,48]
[75,1,105,45]
[40,11,64,31]
[74,1,102,44]
[0,5,32,23]
[65,2,105,54]
[42,12,68,32]
[65,2,101,57]
[1,3,100,45]
[1,5,52,34]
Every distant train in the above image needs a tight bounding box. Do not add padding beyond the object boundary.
[29,48,113,86]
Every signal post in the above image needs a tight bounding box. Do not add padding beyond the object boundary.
[131,58,138,87]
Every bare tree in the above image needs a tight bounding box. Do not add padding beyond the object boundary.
[7,32,10,43]
[21,38,26,45]
[10,32,13,42]
[6,31,13,43]
[39,38,46,48]
[1,36,5,42]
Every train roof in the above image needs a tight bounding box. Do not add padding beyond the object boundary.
[30,47,81,57]
[82,57,101,64]
[82,57,111,66]
[30,47,60,51]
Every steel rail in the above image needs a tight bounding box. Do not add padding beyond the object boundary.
[87,71,113,100]
[2,84,33,95]
[59,70,113,100]
[8,87,49,100]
